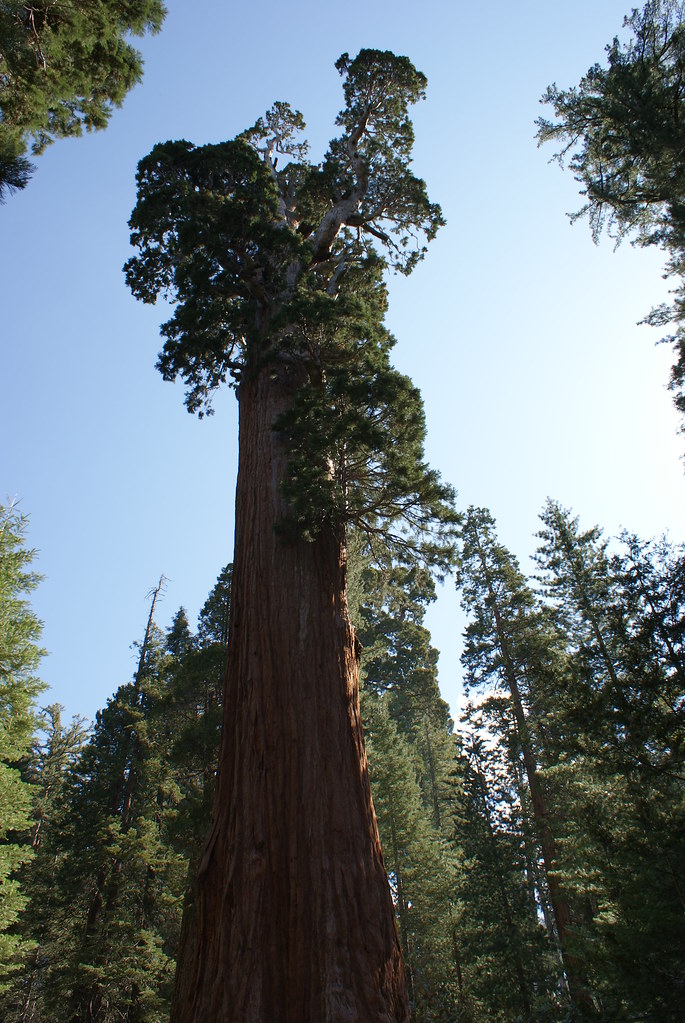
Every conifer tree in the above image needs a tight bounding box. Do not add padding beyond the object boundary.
[126,49,456,1022]
[4,568,237,1023]
[0,502,46,990]
[349,547,455,825]
[0,705,89,1022]
[536,0,685,430]
[0,0,166,197]
[161,568,231,854]
[364,699,460,1023]
[534,501,685,1020]
[347,538,462,1019]
[23,583,187,1023]
[447,730,559,1023]
[456,506,592,1015]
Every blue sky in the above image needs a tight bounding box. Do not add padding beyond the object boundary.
[3,0,684,725]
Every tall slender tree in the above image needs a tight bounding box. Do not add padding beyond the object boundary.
[0,502,46,990]
[0,705,89,1023]
[447,730,560,1023]
[25,580,188,1023]
[347,539,462,1020]
[126,50,456,1022]
[363,700,460,1022]
[457,506,593,1016]
[534,502,685,1020]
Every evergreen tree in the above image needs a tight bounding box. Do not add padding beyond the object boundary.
[456,506,591,1016]
[197,564,232,648]
[1,705,90,1022]
[162,567,231,855]
[617,530,685,747]
[347,537,462,1020]
[4,568,236,1023]
[536,0,685,429]
[0,0,166,197]
[0,502,47,990]
[534,501,685,1020]
[126,49,456,1023]
[20,582,187,1023]
[364,699,460,1023]
[349,545,454,825]
[447,730,559,1023]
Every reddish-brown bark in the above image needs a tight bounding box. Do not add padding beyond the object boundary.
[171,365,409,1023]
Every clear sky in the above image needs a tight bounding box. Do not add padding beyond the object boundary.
[3,0,684,726]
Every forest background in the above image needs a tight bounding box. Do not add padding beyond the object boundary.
[3,0,684,725]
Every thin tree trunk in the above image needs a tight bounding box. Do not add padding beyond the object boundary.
[473,537,595,1016]
[423,717,441,829]
[387,795,415,1007]
[471,758,532,1017]
[172,366,408,1023]
[514,758,556,940]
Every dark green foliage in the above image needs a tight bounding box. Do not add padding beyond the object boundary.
[617,530,685,765]
[0,589,185,1022]
[125,50,456,569]
[274,271,457,569]
[162,567,230,854]
[0,0,166,195]
[328,50,443,274]
[0,130,31,202]
[25,704,90,850]
[0,502,47,990]
[534,501,685,1020]
[448,733,560,1023]
[537,0,685,430]
[454,500,685,1019]
[0,566,230,1022]
[538,1,685,245]
[1,707,90,1022]
[126,136,299,403]
[42,647,186,1022]
[364,699,461,1023]
[197,564,232,647]
[348,539,462,1021]
[455,507,571,1018]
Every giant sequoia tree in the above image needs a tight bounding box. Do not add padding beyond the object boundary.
[126,50,455,1023]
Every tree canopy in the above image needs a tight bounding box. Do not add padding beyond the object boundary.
[125,49,456,569]
[0,0,166,199]
[537,0,685,432]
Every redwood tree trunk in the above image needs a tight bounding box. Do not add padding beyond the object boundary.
[172,365,409,1023]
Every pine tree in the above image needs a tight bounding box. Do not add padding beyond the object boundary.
[160,566,231,856]
[535,502,685,1020]
[346,538,462,1020]
[456,506,592,1016]
[0,0,166,197]
[5,567,238,1023]
[126,50,456,1022]
[617,530,685,753]
[0,704,89,1022]
[0,502,47,990]
[447,730,560,1023]
[349,545,455,825]
[364,699,460,1023]
[24,582,187,1023]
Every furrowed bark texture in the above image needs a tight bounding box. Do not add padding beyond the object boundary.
[172,366,409,1023]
